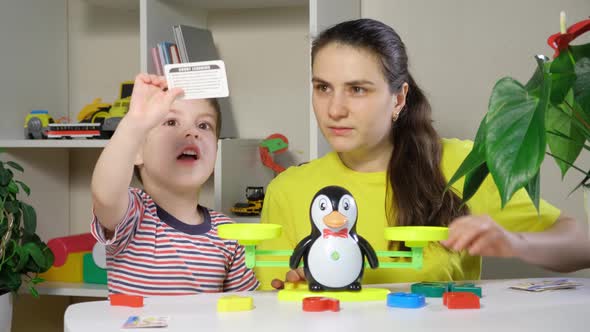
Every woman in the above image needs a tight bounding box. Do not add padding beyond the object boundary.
[255,18,590,290]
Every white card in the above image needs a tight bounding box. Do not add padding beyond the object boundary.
[164,60,229,100]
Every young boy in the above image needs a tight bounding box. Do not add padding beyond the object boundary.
[91,74,259,296]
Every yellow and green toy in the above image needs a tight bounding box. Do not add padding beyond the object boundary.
[24,110,54,139]
[218,185,448,302]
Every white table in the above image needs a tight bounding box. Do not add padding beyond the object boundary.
[64,278,590,332]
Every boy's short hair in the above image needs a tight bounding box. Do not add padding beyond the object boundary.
[134,98,221,184]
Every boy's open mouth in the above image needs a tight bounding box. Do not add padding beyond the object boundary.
[177,147,200,161]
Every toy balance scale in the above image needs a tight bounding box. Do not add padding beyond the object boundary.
[218,185,448,303]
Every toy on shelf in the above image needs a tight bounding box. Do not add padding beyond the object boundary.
[47,123,102,139]
[41,233,107,285]
[42,233,96,283]
[77,98,112,125]
[290,186,378,292]
[230,186,265,216]
[99,97,131,138]
[24,110,54,139]
[78,81,133,139]
[47,233,96,267]
[83,243,107,285]
[23,81,134,140]
[217,185,449,302]
[259,133,289,173]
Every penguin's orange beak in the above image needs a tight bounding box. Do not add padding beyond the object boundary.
[323,211,347,228]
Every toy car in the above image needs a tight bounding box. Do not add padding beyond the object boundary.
[24,110,54,139]
[231,187,265,216]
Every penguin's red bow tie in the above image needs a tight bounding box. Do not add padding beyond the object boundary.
[323,228,348,239]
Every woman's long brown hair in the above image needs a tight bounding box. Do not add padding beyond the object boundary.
[312,19,468,248]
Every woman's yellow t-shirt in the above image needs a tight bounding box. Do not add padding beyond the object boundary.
[255,138,560,290]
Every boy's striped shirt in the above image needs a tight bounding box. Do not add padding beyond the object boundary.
[91,188,259,296]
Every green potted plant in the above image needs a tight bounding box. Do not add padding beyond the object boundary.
[448,13,590,211]
[0,152,54,331]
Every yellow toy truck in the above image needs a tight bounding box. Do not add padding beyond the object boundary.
[77,81,134,138]
[231,187,265,216]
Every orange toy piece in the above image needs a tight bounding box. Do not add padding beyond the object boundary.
[302,297,340,312]
[110,294,144,308]
[443,292,480,309]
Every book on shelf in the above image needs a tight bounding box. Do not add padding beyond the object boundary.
[150,47,163,75]
[170,44,181,64]
[172,24,219,62]
[152,42,180,75]
[158,41,175,65]
[170,24,236,139]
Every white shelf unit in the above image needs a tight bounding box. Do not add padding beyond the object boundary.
[1,0,361,307]
[0,139,110,148]
[20,282,108,298]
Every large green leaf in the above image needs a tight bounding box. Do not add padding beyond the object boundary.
[446,115,488,192]
[485,74,550,207]
[545,95,585,177]
[462,163,490,203]
[573,57,590,117]
[550,49,576,105]
[21,202,37,235]
[525,171,540,213]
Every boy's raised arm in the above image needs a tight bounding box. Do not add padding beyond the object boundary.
[91,74,183,231]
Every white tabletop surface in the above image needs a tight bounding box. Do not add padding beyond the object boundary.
[64,278,590,332]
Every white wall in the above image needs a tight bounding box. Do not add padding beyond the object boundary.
[208,6,310,165]
[67,0,140,235]
[362,0,590,278]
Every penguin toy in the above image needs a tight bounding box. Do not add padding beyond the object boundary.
[289,186,378,292]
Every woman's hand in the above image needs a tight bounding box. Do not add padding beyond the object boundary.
[270,268,306,290]
[440,215,523,257]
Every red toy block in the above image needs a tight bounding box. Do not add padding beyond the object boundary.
[302,297,340,312]
[110,294,144,308]
[443,292,480,309]
[48,233,97,267]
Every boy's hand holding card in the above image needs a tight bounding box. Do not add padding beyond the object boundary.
[164,60,229,100]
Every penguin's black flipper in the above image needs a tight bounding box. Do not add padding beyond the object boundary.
[357,235,379,269]
[289,235,313,269]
